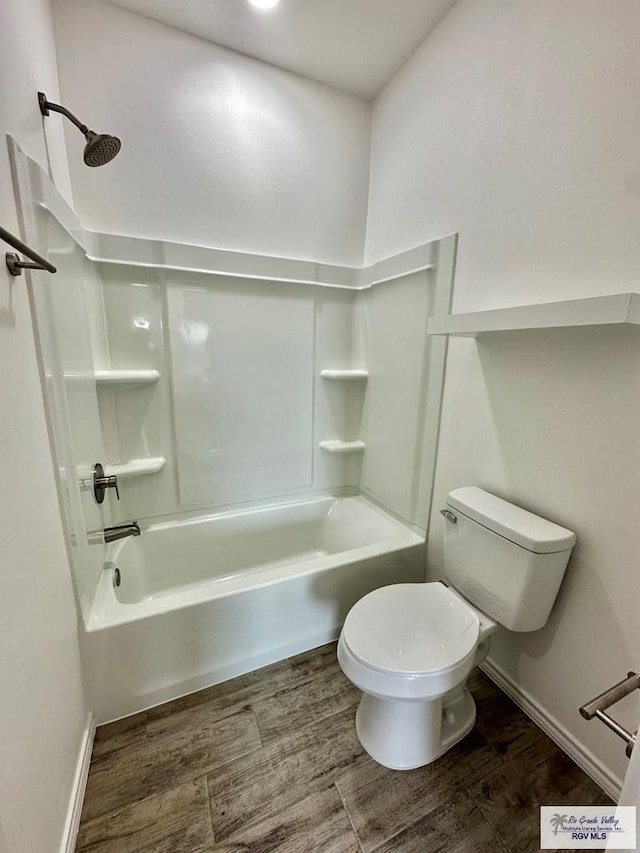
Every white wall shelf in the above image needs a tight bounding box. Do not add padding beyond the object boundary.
[427,292,640,337]
[105,456,166,479]
[320,369,369,380]
[319,440,365,454]
[94,369,160,387]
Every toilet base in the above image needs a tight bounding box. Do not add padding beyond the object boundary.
[354,686,476,770]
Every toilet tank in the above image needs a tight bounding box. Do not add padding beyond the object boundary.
[443,487,575,632]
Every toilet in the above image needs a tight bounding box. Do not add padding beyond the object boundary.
[337,487,575,770]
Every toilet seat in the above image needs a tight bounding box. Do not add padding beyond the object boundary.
[338,582,481,700]
[342,582,479,674]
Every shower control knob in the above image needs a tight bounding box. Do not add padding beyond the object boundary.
[92,462,120,504]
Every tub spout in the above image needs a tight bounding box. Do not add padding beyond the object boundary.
[103,521,141,543]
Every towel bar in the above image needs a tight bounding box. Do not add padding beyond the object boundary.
[0,224,56,276]
[579,672,640,758]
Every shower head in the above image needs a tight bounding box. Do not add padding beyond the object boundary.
[38,92,121,167]
[83,132,121,167]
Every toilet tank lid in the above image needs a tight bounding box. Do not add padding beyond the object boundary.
[447,487,576,554]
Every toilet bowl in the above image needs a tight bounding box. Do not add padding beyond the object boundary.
[338,487,576,770]
[338,582,497,769]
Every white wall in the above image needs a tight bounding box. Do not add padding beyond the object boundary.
[52,0,372,267]
[366,0,640,294]
[0,1,87,851]
[366,0,640,790]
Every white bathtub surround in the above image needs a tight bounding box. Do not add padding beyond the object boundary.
[12,137,455,530]
[168,279,315,506]
[10,142,111,620]
[85,232,365,288]
[97,236,450,524]
[11,142,456,724]
[12,143,455,691]
[84,494,425,722]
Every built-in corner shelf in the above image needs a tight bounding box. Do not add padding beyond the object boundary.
[319,440,365,454]
[320,369,369,381]
[94,369,160,387]
[319,370,368,455]
[427,292,640,337]
[105,456,166,479]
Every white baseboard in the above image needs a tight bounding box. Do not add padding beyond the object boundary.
[60,714,95,853]
[481,658,622,802]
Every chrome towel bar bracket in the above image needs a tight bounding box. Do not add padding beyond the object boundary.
[579,671,640,758]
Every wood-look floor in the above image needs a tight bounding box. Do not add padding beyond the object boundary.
[76,643,611,852]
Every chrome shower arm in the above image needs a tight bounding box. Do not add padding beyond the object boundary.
[37,91,121,167]
[38,92,89,135]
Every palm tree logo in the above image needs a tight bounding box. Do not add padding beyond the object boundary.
[550,814,568,835]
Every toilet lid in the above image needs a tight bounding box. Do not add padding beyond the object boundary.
[342,583,480,675]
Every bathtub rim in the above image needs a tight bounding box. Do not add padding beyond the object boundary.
[107,486,419,537]
[87,492,425,632]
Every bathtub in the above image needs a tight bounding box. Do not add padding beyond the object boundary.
[83,493,425,722]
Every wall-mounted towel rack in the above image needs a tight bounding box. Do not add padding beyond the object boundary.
[0,224,57,277]
[580,671,640,758]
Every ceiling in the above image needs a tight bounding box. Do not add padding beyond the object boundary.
[106,0,458,100]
